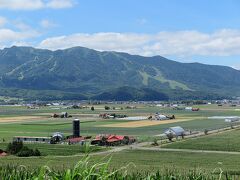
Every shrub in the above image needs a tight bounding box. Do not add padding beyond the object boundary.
[34,148,41,156]
[6,141,41,157]
[105,106,110,110]
[17,146,34,157]
[6,141,23,155]
[204,129,209,135]
[17,147,41,157]
[151,139,159,146]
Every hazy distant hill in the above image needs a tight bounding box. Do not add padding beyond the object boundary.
[0,46,239,100]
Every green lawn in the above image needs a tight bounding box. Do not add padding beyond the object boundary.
[163,128,240,152]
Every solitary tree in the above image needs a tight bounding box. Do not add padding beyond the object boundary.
[152,138,159,146]
[105,106,110,110]
[204,129,208,135]
[180,132,185,139]
[91,106,95,111]
[167,133,174,142]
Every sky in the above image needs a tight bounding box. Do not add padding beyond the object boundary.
[0,0,240,68]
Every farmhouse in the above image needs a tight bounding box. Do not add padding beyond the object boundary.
[91,134,136,146]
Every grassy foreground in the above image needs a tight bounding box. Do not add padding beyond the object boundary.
[0,156,235,180]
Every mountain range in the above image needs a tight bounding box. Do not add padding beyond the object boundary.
[0,46,239,101]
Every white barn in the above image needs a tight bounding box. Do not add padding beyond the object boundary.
[164,126,185,137]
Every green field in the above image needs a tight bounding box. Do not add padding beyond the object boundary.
[1,149,240,174]
[1,104,240,174]
[0,104,237,141]
[163,128,240,152]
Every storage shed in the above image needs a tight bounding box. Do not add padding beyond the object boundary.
[164,126,185,137]
[50,132,64,144]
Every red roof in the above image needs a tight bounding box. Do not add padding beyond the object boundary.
[93,135,125,143]
[107,138,121,142]
[108,135,124,140]
[68,137,85,143]
[0,152,7,157]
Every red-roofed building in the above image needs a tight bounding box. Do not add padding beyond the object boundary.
[0,149,7,157]
[91,134,136,146]
[67,137,85,145]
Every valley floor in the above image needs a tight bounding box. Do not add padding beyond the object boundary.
[1,104,240,175]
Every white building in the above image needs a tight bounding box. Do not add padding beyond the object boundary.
[164,126,185,137]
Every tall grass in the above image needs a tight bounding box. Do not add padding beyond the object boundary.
[0,156,237,180]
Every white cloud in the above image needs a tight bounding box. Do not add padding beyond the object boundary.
[0,19,40,47]
[0,0,74,10]
[46,0,74,9]
[0,0,44,10]
[39,32,151,53]
[137,18,147,25]
[0,16,7,27]
[13,21,32,31]
[0,28,38,43]
[38,29,240,57]
[40,19,56,28]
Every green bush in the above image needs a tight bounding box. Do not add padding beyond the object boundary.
[6,141,41,157]
[6,141,23,154]
[17,146,34,157]
[17,147,41,157]
[105,106,110,110]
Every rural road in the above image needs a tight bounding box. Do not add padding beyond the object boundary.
[52,140,240,159]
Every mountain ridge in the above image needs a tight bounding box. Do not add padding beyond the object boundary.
[0,46,239,100]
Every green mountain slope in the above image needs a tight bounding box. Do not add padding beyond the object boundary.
[0,46,239,100]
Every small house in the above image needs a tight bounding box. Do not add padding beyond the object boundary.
[185,107,192,111]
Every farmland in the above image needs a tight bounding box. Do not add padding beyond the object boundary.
[163,128,240,152]
[1,103,240,176]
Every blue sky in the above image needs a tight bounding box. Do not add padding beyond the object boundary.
[1,0,240,68]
